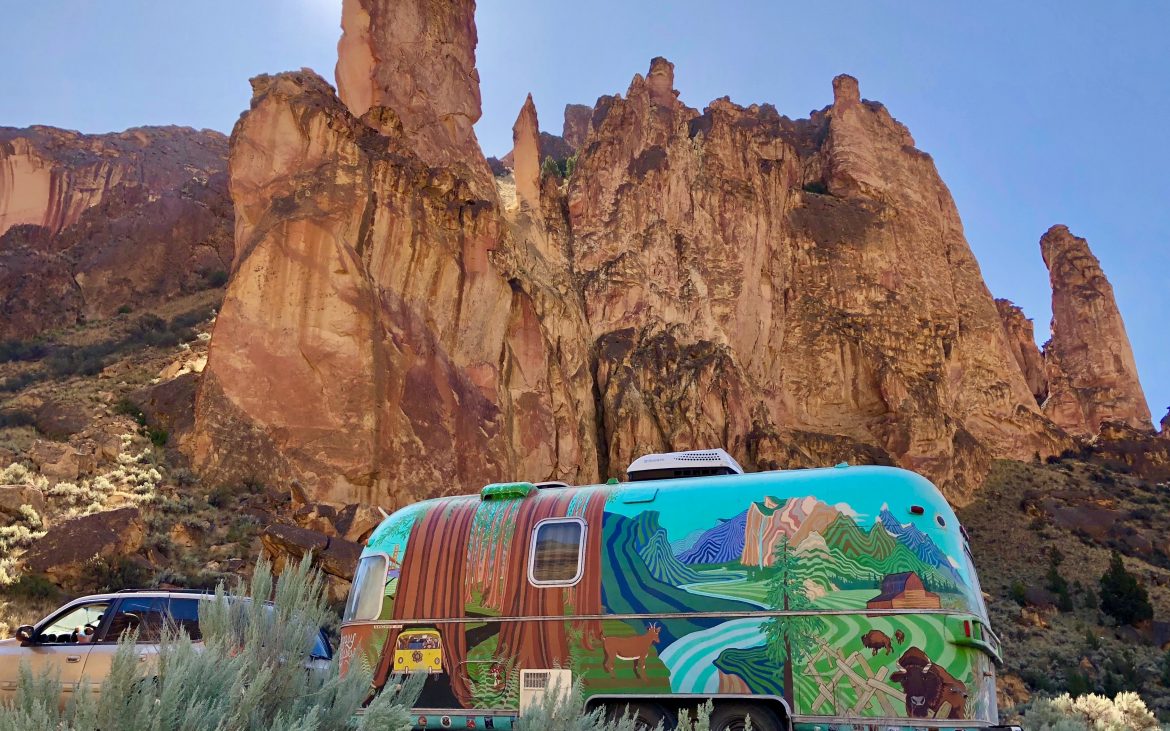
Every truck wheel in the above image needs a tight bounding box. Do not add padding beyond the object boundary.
[709,702,783,731]
[606,701,674,730]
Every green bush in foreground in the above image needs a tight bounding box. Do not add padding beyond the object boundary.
[1021,691,1159,731]
[0,556,421,731]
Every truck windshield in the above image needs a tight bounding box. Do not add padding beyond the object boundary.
[344,555,388,622]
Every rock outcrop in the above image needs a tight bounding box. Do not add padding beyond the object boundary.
[0,126,231,339]
[195,3,1155,507]
[565,63,1065,500]
[194,69,598,505]
[1040,225,1151,436]
[996,299,1048,403]
[335,0,494,198]
[562,104,592,150]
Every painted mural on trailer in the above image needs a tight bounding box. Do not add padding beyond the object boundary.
[347,471,997,724]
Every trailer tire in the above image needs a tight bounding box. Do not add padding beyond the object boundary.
[605,701,674,730]
[709,702,783,731]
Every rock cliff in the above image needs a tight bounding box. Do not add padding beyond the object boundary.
[193,69,597,505]
[0,125,226,237]
[1040,224,1151,436]
[193,3,1155,506]
[0,126,231,339]
[996,299,1048,403]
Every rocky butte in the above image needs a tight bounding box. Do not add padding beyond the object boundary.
[189,1,1151,507]
[0,125,232,339]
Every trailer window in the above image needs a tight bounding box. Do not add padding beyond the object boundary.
[529,518,586,586]
[344,554,389,622]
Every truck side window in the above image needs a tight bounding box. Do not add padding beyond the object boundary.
[167,598,203,641]
[529,518,585,586]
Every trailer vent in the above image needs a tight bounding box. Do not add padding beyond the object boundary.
[626,448,744,482]
[519,669,572,713]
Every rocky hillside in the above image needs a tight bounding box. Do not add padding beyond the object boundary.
[191,0,1153,510]
[0,125,232,340]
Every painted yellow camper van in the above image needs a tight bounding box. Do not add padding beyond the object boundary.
[340,449,1019,731]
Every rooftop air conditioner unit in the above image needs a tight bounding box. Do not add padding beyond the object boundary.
[519,669,573,714]
[626,448,744,482]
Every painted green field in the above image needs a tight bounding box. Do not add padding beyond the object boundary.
[792,612,983,719]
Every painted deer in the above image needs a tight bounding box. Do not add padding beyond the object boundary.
[602,624,662,679]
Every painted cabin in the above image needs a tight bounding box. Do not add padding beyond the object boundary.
[866,572,942,610]
[339,450,1016,731]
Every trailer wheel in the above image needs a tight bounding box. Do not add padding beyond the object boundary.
[605,701,674,730]
[709,702,783,731]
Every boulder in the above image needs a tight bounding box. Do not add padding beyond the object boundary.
[29,440,85,481]
[0,485,46,519]
[261,524,361,580]
[33,401,89,441]
[335,503,383,544]
[22,507,145,586]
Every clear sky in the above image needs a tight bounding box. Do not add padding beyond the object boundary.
[1,0,1165,425]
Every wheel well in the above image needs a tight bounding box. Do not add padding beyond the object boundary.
[585,696,792,730]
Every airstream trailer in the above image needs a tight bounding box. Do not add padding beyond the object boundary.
[340,450,1017,731]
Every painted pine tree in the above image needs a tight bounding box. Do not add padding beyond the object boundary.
[762,535,824,708]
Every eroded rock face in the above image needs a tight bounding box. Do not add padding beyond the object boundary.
[335,0,494,198]
[194,70,598,505]
[565,66,1065,500]
[1041,225,1151,436]
[996,299,1048,403]
[0,126,226,237]
[562,104,593,150]
[0,126,231,339]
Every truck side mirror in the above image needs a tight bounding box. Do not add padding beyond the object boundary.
[15,625,35,645]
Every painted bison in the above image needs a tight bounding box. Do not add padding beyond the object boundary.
[894,629,906,644]
[889,646,968,719]
[861,629,893,656]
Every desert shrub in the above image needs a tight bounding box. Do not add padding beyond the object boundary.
[76,556,155,594]
[0,371,45,394]
[540,155,563,179]
[3,574,60,602]
[0,339,48,363]
[802,180,829,195]
[1046,548,1074,612]
[0,409,35,429]
[1010,579,1028,606]
[1098,550,1153,626]
[147,426,168,447]
[116,304,133,315]
[1021,692,1159,731]
[114,397,146,425]
[203,269,229,288]
[0,557,423,731]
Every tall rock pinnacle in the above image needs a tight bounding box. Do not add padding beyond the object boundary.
[511,94,541,210]
[1041,224,1151,436]
[335,0,494,197]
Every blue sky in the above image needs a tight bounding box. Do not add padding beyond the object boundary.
[1,1,1165,424]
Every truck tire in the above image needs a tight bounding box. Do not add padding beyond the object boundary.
[605,701,674,730]
[709,702,784,731]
